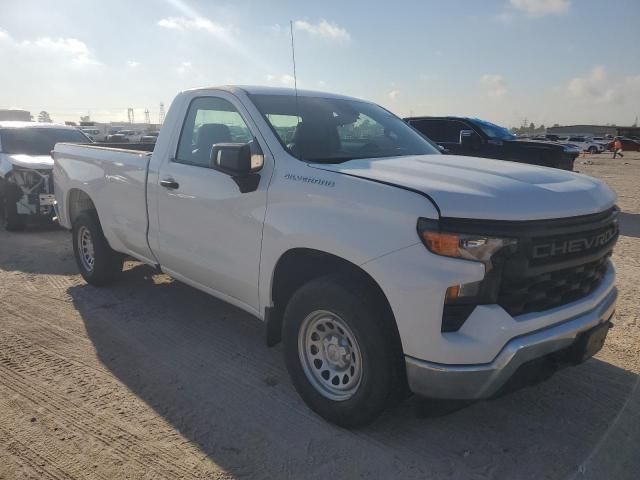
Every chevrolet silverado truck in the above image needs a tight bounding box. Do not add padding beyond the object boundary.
[405,116,580,170]
[0,121,90,230]
[53,86,619,427]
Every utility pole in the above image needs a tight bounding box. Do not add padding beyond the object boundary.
[144,108,151,124]
[159,102,165,124]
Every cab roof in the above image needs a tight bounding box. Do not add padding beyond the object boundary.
[182,85,365,102]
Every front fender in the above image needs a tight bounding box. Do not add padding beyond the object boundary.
[258,166,439,314]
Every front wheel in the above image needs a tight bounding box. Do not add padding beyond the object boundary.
[283,274,404,427]
[72,211,123,285]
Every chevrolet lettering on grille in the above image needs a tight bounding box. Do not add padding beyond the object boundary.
[532,227,617,259]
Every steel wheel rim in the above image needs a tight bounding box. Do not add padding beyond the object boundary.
[77,226,95,272]
[298,310,363,401]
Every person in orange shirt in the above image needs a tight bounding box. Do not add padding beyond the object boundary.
[613,138,624,159]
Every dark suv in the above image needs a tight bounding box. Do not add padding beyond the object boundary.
[405,116,578,170]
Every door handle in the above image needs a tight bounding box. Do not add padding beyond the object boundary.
[160,179,179,189]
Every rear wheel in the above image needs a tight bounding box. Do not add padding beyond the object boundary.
[72,211,123,285]
[283,273,404,427]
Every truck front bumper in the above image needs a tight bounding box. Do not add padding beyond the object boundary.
[405,286,617,399]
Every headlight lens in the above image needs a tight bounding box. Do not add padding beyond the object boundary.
[417,219,517,272]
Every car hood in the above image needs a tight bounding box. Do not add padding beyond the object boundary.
[3,153,53,169]
[311,154,616,221]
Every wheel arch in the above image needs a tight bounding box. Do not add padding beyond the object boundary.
[66,188,98,225]
[266,248,403,356]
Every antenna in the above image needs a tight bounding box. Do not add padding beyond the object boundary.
[289,20,300,126]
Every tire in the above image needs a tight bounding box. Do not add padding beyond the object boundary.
[588,146,597,154]
[1,192,26,232]
[282,273,405,428]
[72,211,123,285]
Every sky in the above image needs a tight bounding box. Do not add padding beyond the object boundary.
[0,0,639,127]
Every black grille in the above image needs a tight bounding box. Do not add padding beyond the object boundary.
[498,254,610,316]
[495,209,618,316]
[437,207,619,325]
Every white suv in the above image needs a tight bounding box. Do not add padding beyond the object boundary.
[561,136,605,153]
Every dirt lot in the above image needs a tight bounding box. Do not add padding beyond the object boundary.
[1,152,639,480]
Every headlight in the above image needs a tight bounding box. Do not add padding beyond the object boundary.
[417,218,518,332]
[417,218,516,272]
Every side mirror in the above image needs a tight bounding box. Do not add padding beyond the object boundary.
[460,129,481,149]
[209,141,264,176]
[209,140,264,193]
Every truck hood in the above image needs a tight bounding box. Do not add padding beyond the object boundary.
[311,155,616,221]
[3,154,53,170]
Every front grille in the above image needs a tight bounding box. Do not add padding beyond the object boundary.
[496,208,618,316]
[498,254,611,316]
[437,207,619,327]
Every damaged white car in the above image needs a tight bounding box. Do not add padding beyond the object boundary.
[0,122,90,230]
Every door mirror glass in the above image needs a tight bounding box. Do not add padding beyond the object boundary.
[210,141,264,176]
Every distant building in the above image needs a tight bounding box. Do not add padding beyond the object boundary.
[0,109,32,121]
[547,124,640,137]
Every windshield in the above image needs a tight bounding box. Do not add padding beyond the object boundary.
[250,94,439,163]
[473,118,516,141]
[0,128,89,155]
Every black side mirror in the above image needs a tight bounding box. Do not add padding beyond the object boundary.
[210,142,264,176]
[209,140,264,193]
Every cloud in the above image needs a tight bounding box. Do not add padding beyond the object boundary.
[480,74,508,97]
[265,74,296,86]
[509,0,570,16]
[388,89,400,100]
[157,16,229,36]
[157,14,271,72]
[127,60,140,68]
[0,28,99,67]
[294,19,351,40]
[177,61,192,74]
[567,66,640,104]
[279,74,295,86]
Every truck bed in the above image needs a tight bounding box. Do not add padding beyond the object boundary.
[53,142,155,263]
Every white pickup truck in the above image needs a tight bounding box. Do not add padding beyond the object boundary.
[53,86,619,427]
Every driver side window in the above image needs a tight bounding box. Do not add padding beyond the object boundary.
[176,97,251,167]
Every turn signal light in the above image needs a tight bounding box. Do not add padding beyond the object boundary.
[422,231,460,257]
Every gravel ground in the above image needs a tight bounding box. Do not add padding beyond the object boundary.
[0,152,639,480]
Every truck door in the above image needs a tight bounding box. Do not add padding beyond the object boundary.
[409,119,470,156]
[153,94,270,313]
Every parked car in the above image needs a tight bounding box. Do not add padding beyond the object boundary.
[0,121,91,230]
[606,137,640,152]
[140,131,160,144]
[557,136,605,153]
[107,129,140,143]
[106,133,129,143]
[54,86,618,427]
[80,127,100,141]
[405,116,578,170]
